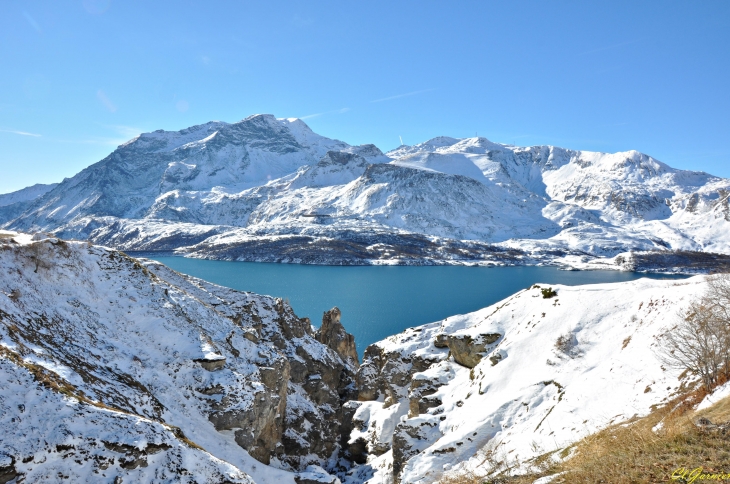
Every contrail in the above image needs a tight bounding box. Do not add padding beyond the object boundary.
[0,128,41,137]
[371,89,435,103]
[399,136,404,146]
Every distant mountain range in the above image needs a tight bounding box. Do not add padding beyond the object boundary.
[3,113,729,269]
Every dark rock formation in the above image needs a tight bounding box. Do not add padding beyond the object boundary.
[316,307,359,369]
[408,375,443,418]
[356,344,437,406]
[194,357,226,371]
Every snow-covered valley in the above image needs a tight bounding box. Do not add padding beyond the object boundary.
[0,231,720,483]
[2,114,730,270]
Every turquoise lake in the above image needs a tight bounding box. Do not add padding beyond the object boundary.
[146,257,688,357]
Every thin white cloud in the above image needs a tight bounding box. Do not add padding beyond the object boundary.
[370,88,435,103]
[55,124,144,147]
[105,125,144,138]
[56,137,129,146]
[23,11,41,33]
[0,128,41,137]
[300,107,350,120]
[96,89,117,113]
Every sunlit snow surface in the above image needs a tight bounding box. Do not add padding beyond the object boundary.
[0,232,714,483]
[0,233,342,484]
[346,276,706,484]
[1,114,728,266]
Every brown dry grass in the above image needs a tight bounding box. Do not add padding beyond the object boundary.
[437,381,730,484]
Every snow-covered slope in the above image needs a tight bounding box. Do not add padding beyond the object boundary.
[0,231,716,483]
[346,275,707,484]
[0,183,59,225]
[0,183,58,207]
[2,115,730,268]
[0,231,359,483]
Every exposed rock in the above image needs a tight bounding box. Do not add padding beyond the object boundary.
[266,304,359,469]
[392,416,442,484]
[102,441,172,470]
[356,344,438,406]
[208,357,289,465]
[194,357,226,371]
[408,377,442,418]
[341,401,366,463]
[447,333,501,368]
[489,352,504,366]
[242,329,259,343]
[0,454,18,484]
[433,333,449,348]
[346,437,368,465]
[315,307,359,369]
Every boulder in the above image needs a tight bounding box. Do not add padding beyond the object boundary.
[447,333,501,368]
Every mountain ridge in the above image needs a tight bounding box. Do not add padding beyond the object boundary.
[2,114,729,270]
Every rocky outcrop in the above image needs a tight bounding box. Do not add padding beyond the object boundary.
[356,344,438,406]
[445,332,501,368]
[408,374,443,418]
[0,454,18,484]
[345,325,503,483]
[315,307,359,369]
[264,304,359,469]
[194,357,226,371]
[207,356,289,464]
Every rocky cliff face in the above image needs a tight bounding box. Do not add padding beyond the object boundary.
[0,232,358,483]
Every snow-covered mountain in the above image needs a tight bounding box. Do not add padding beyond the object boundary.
[0,232,712,483]
[3,114,729,269]
[0,183,59,223]
[0,183,58,208]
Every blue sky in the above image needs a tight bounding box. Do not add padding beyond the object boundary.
[1,0,728,193]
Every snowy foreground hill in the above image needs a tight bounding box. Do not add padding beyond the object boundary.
[0,231,714,483]
[2,114,730,270]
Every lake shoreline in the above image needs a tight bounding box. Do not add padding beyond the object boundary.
[142,255,690,357]
[125,248,730,275]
